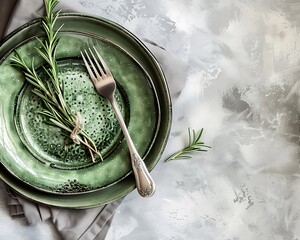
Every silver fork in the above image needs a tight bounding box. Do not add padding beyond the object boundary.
[81,46,155,197]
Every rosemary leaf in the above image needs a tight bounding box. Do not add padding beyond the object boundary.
[10,0,101,162]
[49,118,72,132]
[165,128,210,162]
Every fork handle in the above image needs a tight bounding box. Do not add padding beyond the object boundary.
[109,97,155,197]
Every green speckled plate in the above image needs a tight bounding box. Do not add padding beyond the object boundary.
[0,14,171,206]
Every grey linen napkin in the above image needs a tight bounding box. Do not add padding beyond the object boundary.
[7,188,122,240]
[0,0,18,39]
[1,0,187,240]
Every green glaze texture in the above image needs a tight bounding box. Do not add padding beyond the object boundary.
[2,34,158,193]
[0,14,171,207]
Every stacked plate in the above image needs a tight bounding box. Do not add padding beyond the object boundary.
[0,14,171,208]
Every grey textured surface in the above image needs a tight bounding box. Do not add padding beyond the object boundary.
[0,0,299,239]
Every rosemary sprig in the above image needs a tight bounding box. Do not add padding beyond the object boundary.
[11,0,101,162]
[165,128,210,162]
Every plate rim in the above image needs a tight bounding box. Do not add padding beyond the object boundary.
[0,13,172,208]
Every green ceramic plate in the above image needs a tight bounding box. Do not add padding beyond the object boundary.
[0,14,171,207]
